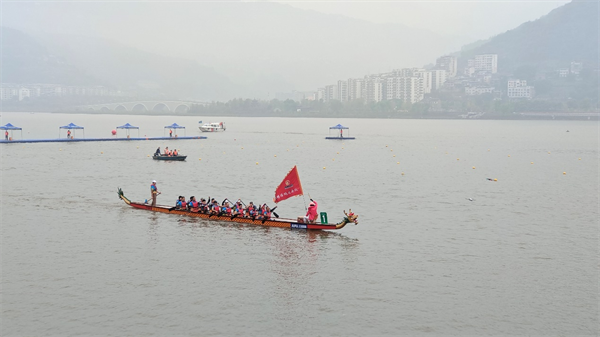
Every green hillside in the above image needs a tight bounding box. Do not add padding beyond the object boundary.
[460,0,599,71]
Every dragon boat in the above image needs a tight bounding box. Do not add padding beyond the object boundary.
[117,188,358,230]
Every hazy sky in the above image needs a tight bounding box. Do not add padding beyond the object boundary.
[278,0,570,40]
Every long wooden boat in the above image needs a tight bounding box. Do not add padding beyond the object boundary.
[153,154,187,161]
[118,188,358,230]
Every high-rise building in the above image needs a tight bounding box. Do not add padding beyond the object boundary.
[337,80,348,102]
[324,84,338,101]
[347,78,363,100]
[507,79,534,99]
[364,76,383,103]
[436,55,458,77]
[473,54,498,74]
[430,69,447,91]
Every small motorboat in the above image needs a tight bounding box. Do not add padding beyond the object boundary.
[153,154,187,161]
[199,122,226,132]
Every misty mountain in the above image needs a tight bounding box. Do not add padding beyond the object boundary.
[459,0,599,71]
[1,27,239,101]
[1,27,101,86]
[2,2,464,97]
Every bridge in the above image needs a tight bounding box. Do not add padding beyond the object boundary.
[76,100,209,113]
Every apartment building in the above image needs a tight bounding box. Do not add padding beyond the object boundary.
[337,80,348,102]
[435,55,458,78]
[507,79,534,99]
[465,86,494,95]
[347,78,363,100]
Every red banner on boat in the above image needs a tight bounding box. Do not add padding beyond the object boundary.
[273,166,304,203]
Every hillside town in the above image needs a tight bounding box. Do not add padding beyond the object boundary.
[285,54,585,104]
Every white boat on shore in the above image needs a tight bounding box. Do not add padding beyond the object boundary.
[199,122,226,132]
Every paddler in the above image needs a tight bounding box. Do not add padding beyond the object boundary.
[188,196,199,212]
[150,180,160,207]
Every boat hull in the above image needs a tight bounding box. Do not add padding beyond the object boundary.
[153,155,187,161]
[118,189,353,230]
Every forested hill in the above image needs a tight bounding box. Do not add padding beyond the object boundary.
[460,0,599,71]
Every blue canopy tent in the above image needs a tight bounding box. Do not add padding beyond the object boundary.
[59,122,85,139]
[164,123,186,137]
[1,123,23,140]
[329,124,350,138]
[116,123,140,138]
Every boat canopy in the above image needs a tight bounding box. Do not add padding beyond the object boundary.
[59,122,85,138]
[0,123,22,130]
[329,124,349,130]
[59,122,84,129]
[164,123,186,136]
[116,123,139,129]
[1,123,23,140]
[116,123,140,137]
[164,123,185,129]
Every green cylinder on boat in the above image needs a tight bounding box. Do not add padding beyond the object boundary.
[320,212,328,224]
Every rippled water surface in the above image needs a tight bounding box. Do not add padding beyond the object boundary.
[1,113,598,336]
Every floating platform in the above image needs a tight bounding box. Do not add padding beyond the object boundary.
[0,136,206,144]
[325,136,355,140]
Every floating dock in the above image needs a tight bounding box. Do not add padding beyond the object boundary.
[325,136,355,140]
[0,136,207,144]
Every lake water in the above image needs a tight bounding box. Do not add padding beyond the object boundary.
[1,112,598,336]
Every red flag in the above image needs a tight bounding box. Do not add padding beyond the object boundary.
[273,166,304,203]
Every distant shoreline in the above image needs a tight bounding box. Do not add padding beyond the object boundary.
[2,110,599,121]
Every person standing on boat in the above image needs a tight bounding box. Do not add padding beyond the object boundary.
[150,180,160,207]
[154,147,161,156]
[67,130,71,139]
[4,130,8,140]
[301,199,318,223]
[169,129,173,138]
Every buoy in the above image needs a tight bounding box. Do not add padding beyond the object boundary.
[287,149,289,152]
[401,172,405,175]
[397,162,399,164]
[241,147,243,149]
[274,155,277,157]
[494,178,497,181]
[563,172,566,175]
[531,162,534,164]
[390,149,393,152]
[508,155,511,157]
[199,158,201,161]
[223,152,226,154]
[101,152,103,154]
[457,158,459,161]
[111,130,116,135]
[256,162,259,165]
[332,158,335,161]
[578,158,581,160]
[472,166,475,169]
[386,145,388,147]
[59,148,62,151]
[337,152,339,154]
[393,155,396,157]
[323,167,326,169]
[147,155,149,157]
[488,149,490,151]
[548,151,550,154]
